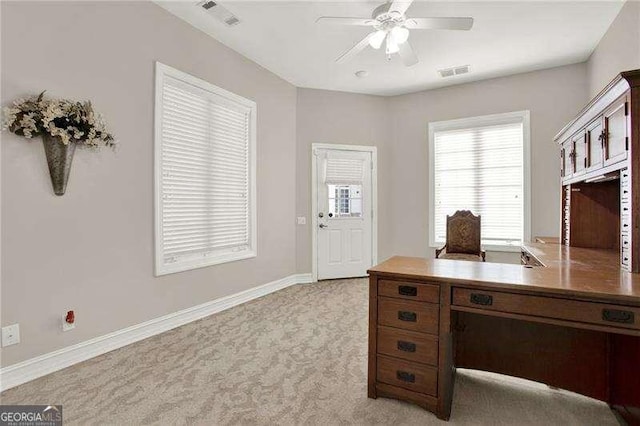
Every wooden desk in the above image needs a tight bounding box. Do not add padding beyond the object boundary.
[367,246,640,424]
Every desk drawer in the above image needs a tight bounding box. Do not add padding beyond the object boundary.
[453,288,640,331]
[378,279,439,303]
[377,326,438,365]
[377,355,438,396]
[378,298,439,334]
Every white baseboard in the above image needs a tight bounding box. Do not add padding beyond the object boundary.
[294,272,313,284]
[0,273,314,392]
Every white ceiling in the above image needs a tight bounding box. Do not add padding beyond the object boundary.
[156,1,624,96]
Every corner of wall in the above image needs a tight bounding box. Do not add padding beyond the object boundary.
[586,0,640,97]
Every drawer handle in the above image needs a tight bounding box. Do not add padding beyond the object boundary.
[398,285,417,297]
[398,311,417,322]
[397,340,417,352]
[396,371,416,383]
[602,309,634,324]
[470,293,493,306]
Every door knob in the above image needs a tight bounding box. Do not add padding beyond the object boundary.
[319,223,328,229]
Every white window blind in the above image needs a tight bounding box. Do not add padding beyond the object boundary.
[324,157,365,184]
[432,117,526,247]
[155,63,256,275]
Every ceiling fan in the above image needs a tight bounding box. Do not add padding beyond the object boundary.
[316,0,474,67]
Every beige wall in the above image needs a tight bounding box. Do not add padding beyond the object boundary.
[587,0,640,97]
[1,1,297,366]
[295,89,392,273]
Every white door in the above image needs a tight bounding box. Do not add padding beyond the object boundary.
[315,148,373,280]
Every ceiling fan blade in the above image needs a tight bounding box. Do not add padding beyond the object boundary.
[336,32,375,64]
[389,0,414,16]
[316,17,376,26]
[398,42,419,67]
[405,17,474,31]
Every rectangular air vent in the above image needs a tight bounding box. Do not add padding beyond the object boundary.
[197,1,240,26]
[454,65,470,75]
[225,16,240,26]
[438,65,470,78]
[438,68,455,78]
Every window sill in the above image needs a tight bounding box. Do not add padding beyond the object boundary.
[156,250,257,276]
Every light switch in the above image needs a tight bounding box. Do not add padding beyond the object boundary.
[297,216,306,225]
[2,324,20,347]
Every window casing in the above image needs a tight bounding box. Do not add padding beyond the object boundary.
[428,111,531,251]
[154,62,257,275]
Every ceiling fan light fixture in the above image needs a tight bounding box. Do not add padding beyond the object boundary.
[390,26,409,45]
[368,30,387,49]
[318,0,475,67]
[385,36,400,54]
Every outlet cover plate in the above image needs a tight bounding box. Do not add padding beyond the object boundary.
[2,324,20,347]
[62,318,75,332]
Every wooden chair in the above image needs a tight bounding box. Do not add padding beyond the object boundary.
[435,210,486,262]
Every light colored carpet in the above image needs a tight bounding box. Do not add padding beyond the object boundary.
[0,278,621,425]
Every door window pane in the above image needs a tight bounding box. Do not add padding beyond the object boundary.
[328,184,362,217]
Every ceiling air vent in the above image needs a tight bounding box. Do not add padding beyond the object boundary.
[197,1,241,26]
[224,16,240,26]
[438,65,470,78]
[438,68,455,78]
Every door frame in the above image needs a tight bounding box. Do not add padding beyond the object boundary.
[311,143,378,282]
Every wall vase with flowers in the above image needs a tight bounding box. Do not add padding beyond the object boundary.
[2,91,116,195]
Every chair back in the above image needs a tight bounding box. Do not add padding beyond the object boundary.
[446,210,482,255]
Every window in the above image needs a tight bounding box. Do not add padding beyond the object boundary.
[154,63,256,275]
[429,111,530,250]
[328,184,363,217]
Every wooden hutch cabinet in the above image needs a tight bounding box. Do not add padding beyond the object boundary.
[556,70,640,272]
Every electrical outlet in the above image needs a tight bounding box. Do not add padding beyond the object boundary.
[297,216,306,225]
[2,324,20,347]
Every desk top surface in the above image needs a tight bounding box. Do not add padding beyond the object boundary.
[368,244,640,305]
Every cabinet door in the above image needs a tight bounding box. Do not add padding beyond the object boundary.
[586,118,604,171]
[572,131,587,175]
[604,96,629,166]
[561,139,572,180]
